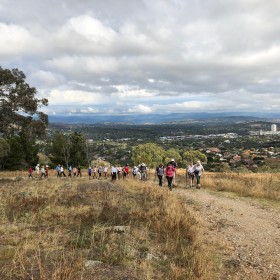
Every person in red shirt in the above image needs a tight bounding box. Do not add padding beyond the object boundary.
[28,167,33,179]
[165,163,176,190]
[123,164,129,180]
[45,165,49,178]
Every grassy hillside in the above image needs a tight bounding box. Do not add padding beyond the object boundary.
[0,175,213,280]
[1,170,278,279]
[171,169,280,202]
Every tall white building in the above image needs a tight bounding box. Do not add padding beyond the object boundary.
[271,124,277,133]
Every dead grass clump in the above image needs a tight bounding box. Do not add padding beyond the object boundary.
[203,172,280,201]
[5,193,49,222]
[0,177,212,279]
[1,247,82,279]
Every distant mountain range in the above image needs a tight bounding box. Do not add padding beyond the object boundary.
[48,112,280,125]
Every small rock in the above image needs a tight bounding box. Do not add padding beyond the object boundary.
[107,226,131,233]
[84,260,103,268]
[15,176,24,182]
[145,253,159,261]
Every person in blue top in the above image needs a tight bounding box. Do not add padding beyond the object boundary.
[156,163,164,187]
[88,166,92,179]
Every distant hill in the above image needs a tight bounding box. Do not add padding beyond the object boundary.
[48,112,280,125]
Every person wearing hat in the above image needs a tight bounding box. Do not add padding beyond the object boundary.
[45,165,49,178]
[168,159,177,168]
[139,163,147,180]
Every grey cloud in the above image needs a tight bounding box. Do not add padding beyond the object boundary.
[1,0,280,115]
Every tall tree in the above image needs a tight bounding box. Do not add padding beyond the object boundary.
[164,148,182,166]
[0,138,10,169]
[182,150,207,164]
[0,66,48,137]
[131,143,165,168]
[48,132,87,167]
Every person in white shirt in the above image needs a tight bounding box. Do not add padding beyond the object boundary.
[193,161,204,189]
[35,164,40,177]
[40,165,45,178]
[186,163,195,188]
[103,166,108,179]
[111,165,117,181]
[60,165,66,177]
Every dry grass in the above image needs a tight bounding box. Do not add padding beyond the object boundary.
[201,172,280,201]
[0,175,213,279]
[173,169,280,202]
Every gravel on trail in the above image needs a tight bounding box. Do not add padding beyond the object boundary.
[175,188,280,280]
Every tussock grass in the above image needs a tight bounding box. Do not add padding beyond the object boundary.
[0,176,212,279]
[203,172,280,201]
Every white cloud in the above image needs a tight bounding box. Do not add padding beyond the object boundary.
[127,104,153,114]
[113,85,157,98]
[2,0,280,117]
[0,23,42,57]
[47,89,104,105]
[56,14,117,54]
[46,56,119,77]
[28,70,65,87]
[80,107,99,113]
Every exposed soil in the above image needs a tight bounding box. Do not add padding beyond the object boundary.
[175,187,280,280]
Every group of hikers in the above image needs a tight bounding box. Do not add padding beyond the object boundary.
[28,164,49,178]
[154,159,204,190]
[28,159,204,190]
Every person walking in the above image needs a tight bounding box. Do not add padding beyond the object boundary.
[122,164,129,180]
[40,165,45,178]
[45,165,49,178]
[60,165,66,177]
[98,166,103,179]
[56,164,61,177]
[132,166,138,179]
[156,163,164,187]
[28,166,33,179]
[93,166,97,179]
[139,163,147,180]
[168,158,177,185]
[77,166,82,177]
[111,165,117,181]
[117,166,122,180]
[193,161,204,189]
[88,166,92,179]
[103,165,108,179]
[73,166,77,177]
[35,164,40,177]
[186,163,195,188]
[165,163,176,191]
[68,165,72,177]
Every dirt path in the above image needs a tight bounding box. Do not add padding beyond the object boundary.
[175,188,280,280]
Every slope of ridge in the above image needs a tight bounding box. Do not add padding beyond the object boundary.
[175,188,280,279]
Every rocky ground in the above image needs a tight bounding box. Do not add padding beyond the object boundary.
[175,187,280,280]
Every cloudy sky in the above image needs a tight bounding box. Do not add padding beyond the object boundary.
[1,0,280,116]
